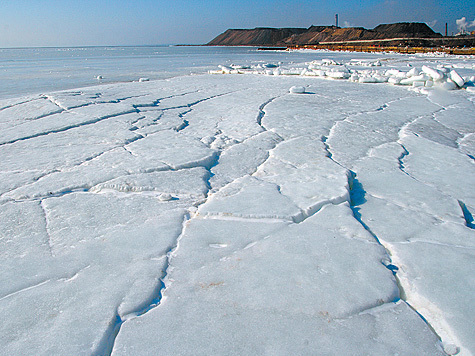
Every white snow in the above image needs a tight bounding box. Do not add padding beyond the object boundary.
[1,50,474,356]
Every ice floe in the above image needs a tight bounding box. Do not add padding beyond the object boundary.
[1,51,474,356]
[211,56,475,95]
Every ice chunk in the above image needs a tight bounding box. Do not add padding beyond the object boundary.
[326,71,350,79]
[388,77,401,85]
[437,79,458,90]
[322,58,341,65]
[385,69,406,78]
[358,76,379,83]
[449,70,465,88]
[218,65,232,74]
[421,65,445,81]
[159,193,173,201]
[443,344,460,356]
[230,64,251,70]
[289,86,306,94]
[400,74,429,86]
[406,67,419,77]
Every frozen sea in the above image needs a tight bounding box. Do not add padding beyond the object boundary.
[1,46,475,356]
[0,45,384,99]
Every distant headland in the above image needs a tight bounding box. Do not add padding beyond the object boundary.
[207,23,475,54]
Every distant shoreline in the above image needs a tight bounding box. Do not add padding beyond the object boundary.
[206,23,475,52]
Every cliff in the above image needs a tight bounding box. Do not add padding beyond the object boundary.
[207,22,442,46]
[207,27,308,46]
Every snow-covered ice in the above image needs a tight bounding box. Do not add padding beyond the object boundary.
[1,50,474,356]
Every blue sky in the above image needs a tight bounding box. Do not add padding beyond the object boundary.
[1,0,473,47]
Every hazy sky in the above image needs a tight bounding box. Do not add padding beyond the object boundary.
[1,0,473,47]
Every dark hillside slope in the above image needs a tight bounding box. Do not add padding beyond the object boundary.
[373,23,441,39]
[282,27,373,45]
[208,22,443,46]
[207,27,307,46]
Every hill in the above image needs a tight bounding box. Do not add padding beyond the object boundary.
[207,22,442,46]
[207,27,308,46]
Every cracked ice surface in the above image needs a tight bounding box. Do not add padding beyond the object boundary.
[1,53,474,356]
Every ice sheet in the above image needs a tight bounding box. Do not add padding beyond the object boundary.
[112,205,442,356]
[1,51,474,356]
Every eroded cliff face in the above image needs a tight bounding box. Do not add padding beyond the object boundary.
[207,27,308,46]
[207,23,442,46]
[281,27,373,45]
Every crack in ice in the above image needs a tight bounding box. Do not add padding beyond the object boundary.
[396,144,416,180]
[0,265,91,302]
[0,279,52,302]
[346,170,449,347]
[458,200,475,229]
[0,97,41,111]
[256,96,278,128]
[0,109,139,146]
[99,212,193,356]
[133,89,201,109]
